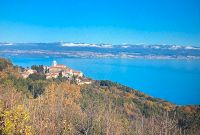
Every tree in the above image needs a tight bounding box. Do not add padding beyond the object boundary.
[0,85,33,135]
[0,105,33,135]
[0,58,13,71]
[28,73,46,81]
[31,65,44,73]
[28,82,82,134]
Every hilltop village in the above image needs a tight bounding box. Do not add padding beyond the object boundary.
[21,60,92,85]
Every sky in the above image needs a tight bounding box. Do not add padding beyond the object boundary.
[0,0,200,45]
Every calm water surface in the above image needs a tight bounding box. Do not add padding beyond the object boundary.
[10,57,200,105]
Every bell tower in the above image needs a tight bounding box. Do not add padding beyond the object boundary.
[52,60,57,67]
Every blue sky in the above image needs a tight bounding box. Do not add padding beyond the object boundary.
[0,0,200,45]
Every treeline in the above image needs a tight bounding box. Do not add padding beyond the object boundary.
[0,58,200,135]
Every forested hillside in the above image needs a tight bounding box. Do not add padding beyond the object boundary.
[0,58,199,135]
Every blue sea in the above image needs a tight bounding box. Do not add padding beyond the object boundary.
[9,57,200,105]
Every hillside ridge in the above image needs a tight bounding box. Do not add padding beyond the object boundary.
[0,57,199,135]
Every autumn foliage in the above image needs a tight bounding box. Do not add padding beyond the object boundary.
[0,58,200,135]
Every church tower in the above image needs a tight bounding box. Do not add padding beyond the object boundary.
[52,60,57,67]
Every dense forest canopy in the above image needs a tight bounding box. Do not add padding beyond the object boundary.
[0,58,199,135]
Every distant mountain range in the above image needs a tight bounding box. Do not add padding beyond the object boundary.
[0,42,200,59]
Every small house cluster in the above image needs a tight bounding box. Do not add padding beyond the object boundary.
[46,60,83,79]
[21,60,92,85]
[21,69,37,79]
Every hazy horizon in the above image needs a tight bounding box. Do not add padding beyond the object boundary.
[0,41,200,47]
